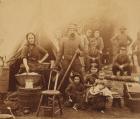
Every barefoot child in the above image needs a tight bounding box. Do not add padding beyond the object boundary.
[65,74,85,111]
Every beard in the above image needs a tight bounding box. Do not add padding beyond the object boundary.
[69,33,75,38]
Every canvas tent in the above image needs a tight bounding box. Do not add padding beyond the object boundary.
[0,0,140,61]
[0,0,140,92]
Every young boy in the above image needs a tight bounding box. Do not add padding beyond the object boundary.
[84,67,98,102]
[65,74,85,111]
[86,79,113,112]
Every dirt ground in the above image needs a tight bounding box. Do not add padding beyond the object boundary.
[16,107,140,119]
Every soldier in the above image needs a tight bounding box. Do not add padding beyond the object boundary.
[92,30,104,53]
[84,30,103,70]
[82,28,93,53]
[111,26,132,57]
[81,29,93,72]
[112,47,132,76]
[132,31,140,66]
[86,38,101,71]
[55,24,85,100]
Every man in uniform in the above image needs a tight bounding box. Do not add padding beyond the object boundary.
[55,24,85,99]
[112,47,132,76]
[92,30,104,53]
[111,26,132,57]
[86,38,101,71]
[83,29,93,52]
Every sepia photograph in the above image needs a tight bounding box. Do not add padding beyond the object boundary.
[0,0,140,118]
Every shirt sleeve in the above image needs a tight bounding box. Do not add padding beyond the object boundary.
[127,35,133,45]
[21,46,28,59]
[100,37,104,51]
[65,84,73,96]
[113,55,119,66]
[126,55,131,64]
[55,38,64,66]
[38,46,48,55]
[132,40,137,49]
[111,35,118,44]
[79,37,85,51]
[79,36,86,57]
[82,35,89,53]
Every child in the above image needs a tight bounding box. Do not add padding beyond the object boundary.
[84,67,98,102]
[65,73,85,111]
[86,80,113,112]
[84,67,98,85]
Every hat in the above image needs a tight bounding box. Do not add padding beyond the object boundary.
[68,23,77,30]
[120,26,127,30]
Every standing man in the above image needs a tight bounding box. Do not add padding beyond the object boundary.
[111,26,132,57]
[87,30,104,68]
[55,24,85,99]
[82,29,93,71]
[81,29,93,53]
[132,31,140,72]
[91,30,104,53]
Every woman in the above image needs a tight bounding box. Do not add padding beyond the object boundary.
[20,32,49,73]
[9,32,55,91]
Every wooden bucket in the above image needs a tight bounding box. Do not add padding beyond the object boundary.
[0,67,9,93]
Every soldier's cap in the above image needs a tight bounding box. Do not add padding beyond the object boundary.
[94,29,100,32]
[120,26,127,30]
[67,23,77,29]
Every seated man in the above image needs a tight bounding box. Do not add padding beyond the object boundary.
[101,48,112,65]
[112,47,132,76]
[86,38,101,71]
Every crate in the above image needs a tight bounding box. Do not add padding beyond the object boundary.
[124,83,140,112]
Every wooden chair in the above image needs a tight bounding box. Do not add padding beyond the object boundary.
[36,69,63,117]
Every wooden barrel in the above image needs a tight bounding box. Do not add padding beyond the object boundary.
[17,87,41,112]
[0,67,9,93]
